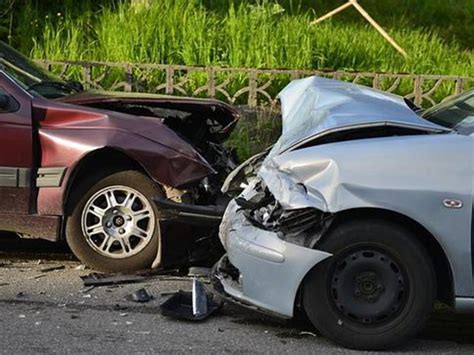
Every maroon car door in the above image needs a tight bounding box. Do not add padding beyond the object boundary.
[0,71,34,214]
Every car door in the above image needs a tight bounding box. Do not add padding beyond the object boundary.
[0,71,34,214]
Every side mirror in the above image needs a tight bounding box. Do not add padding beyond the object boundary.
[67,81,84,92]
[0,92,10,110]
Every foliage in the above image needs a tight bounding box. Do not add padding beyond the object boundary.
[6,0,472,76]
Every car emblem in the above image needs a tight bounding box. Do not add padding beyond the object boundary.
[443,199,463,209]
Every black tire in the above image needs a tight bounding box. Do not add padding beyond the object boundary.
[66,170,163,272]
[302,219,435,350]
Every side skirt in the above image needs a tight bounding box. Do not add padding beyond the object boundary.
[0,214,61,242]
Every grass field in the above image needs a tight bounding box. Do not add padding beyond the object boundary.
[11,0,473,76]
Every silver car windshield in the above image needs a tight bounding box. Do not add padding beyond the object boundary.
[423,90,474,135]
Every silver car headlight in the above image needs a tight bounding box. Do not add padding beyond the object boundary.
[235,181,327,246]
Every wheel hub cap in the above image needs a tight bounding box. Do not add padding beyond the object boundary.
[330,248,407,325]
[81,186,155,259]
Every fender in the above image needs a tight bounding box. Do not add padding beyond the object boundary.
[32,98,214,216]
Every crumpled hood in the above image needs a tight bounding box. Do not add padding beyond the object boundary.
[33,98,212,170]
[270,76,449,156]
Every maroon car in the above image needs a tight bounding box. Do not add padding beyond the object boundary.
[0,42,239,272]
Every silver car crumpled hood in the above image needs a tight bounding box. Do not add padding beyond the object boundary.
[270,76,449,156]
[256,76,453,211]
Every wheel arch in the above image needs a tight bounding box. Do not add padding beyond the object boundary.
[322,207,455,306]
[62,147,152,216]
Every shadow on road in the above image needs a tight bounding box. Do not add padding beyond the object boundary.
[0,232,74,260]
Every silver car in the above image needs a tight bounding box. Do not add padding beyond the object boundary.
[213,76,474,350]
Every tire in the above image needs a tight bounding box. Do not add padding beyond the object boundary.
[302,219,435,350]
[66,170,163,272]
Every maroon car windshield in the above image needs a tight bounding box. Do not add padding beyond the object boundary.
[0,41,81,99]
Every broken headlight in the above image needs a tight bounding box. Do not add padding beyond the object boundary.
[236,182,328,246]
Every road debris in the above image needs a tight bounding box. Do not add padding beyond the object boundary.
[80,272,146,287]
[40,265,65,273]
[80,286,96,294]
[188,267,211,277]
[113,304,128,311]
[300,331,317,337]
[126,288,153,303]
[160,279,221,321]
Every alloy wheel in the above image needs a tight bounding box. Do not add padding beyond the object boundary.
[81,185,156,259]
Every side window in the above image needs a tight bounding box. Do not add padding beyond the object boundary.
[0,86,19,114]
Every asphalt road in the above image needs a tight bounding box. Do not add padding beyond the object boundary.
[1,234,474,354]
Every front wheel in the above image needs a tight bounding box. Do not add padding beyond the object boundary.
[303,219,436,350]
[66,170,162,272]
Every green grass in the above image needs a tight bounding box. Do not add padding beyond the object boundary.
[16,0,473,76]
[227,107,282,159]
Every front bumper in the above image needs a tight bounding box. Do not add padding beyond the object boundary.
[213,199,332,318]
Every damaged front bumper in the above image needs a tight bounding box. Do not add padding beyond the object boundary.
[212,196,332,318]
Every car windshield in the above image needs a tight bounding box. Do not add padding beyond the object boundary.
[0,41,81,99]
[423,89,474,135]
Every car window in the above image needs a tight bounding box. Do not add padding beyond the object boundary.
[0,41,81,99]
[0,86,19,114]
[423,90,474,135]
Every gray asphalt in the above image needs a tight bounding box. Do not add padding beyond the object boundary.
[1,236,474,354]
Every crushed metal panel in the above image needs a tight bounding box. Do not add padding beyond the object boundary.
[271,76,450,156]
[260,133,473,297]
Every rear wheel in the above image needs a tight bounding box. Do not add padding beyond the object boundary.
[66,170,162,272]
[303,219,435,350]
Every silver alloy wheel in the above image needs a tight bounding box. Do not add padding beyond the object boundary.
[81,185,156,259]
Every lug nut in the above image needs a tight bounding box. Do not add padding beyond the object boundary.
[119,228,125,234]
[126,216,132,221]
[113,209,118,214]
[106,222,112,228]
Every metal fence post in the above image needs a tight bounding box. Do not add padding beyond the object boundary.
[455,78,464,95]
[207,67,216,98]
[373,74,380,90]
[166,66,174,95]
[248,70,258,107]
[125,64,133,92]
[83,64,92,90]
[413,76,423,106]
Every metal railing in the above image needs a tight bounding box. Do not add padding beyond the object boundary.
[36,60,474,108]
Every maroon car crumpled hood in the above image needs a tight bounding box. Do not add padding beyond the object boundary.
[57,90,240,139]
[33,98,215,188]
